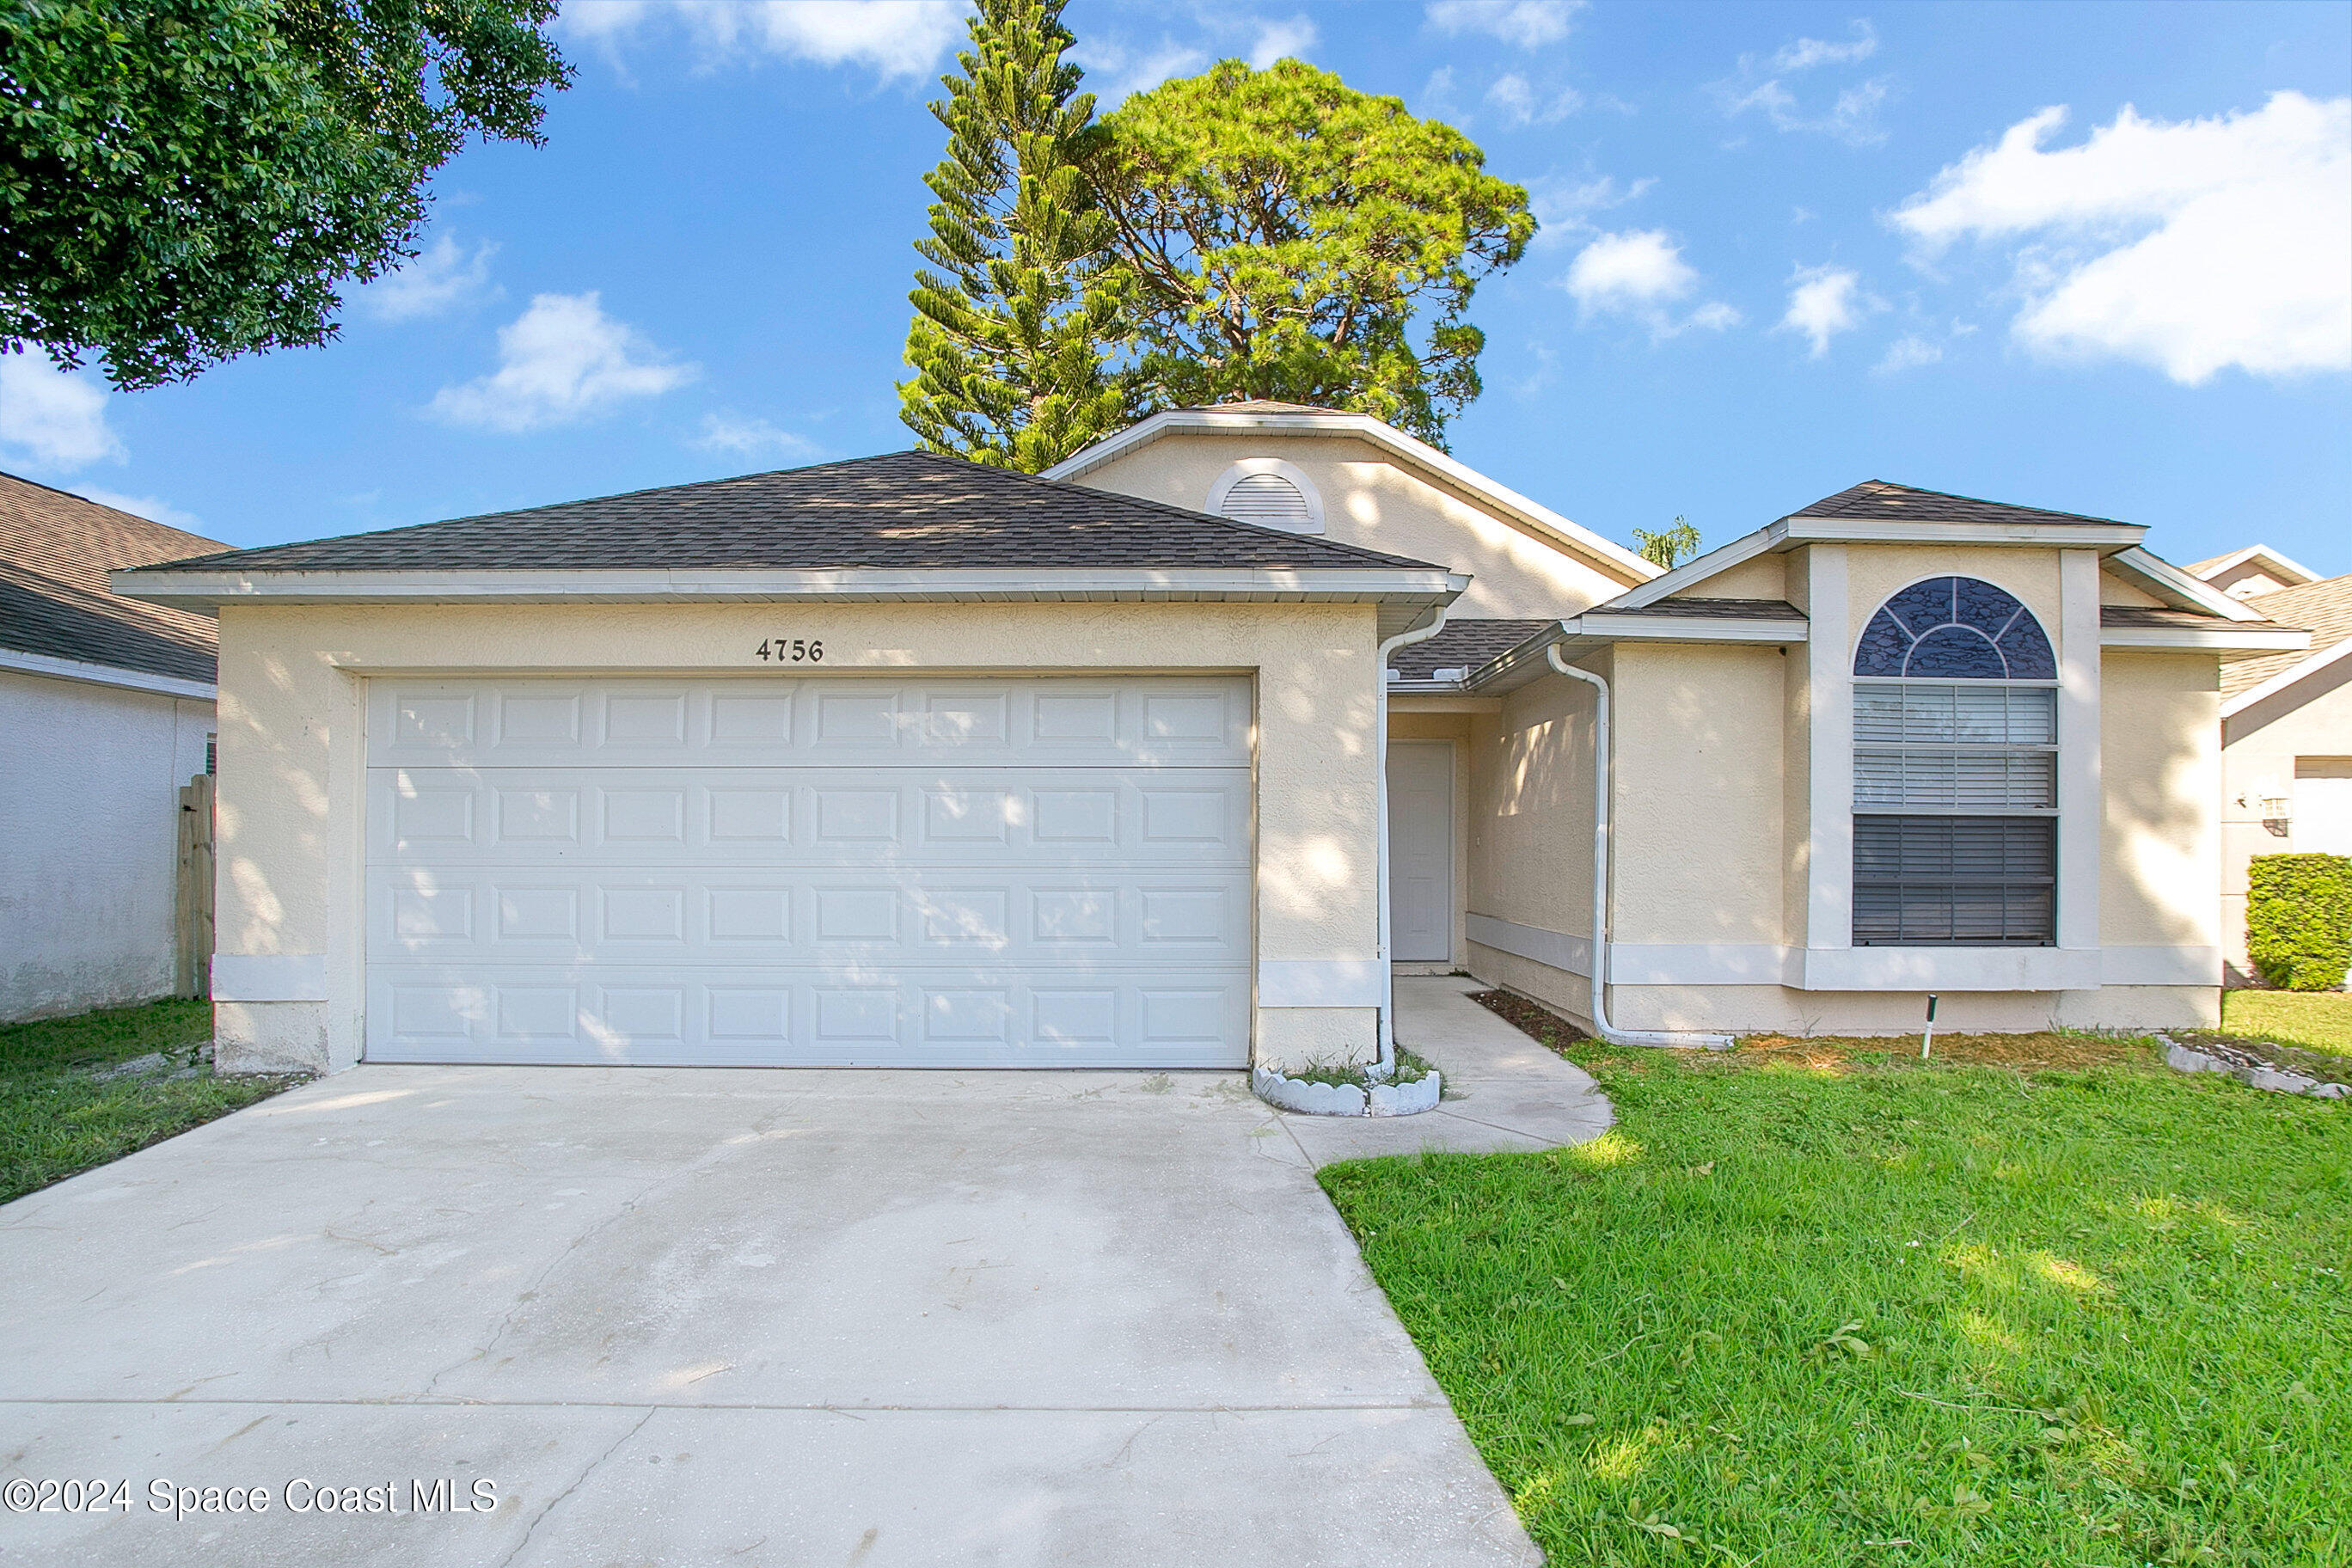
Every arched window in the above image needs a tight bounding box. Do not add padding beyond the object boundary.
[1853,576,2055,679]
[1852,577,2056,946]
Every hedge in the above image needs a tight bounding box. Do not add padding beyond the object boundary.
[2246,852,2352,991]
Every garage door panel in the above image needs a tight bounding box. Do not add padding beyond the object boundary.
[369,677,1251,770]
[368,867,1251,965]
[371,769,1251,865]
[364,964,1252,1067]
[366,676,1254,1068]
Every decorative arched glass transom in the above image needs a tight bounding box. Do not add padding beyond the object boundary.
[1853,576,2055,680]
[1851,576,2057,947]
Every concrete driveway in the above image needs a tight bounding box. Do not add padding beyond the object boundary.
[0,1064,1540,1566]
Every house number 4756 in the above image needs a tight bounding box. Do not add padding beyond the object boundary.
[755,638,823,664]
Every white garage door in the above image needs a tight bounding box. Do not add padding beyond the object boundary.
[364,676,1253,1067]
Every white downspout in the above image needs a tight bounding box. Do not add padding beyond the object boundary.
[1375,606,1453,1074]
[1546,638,1733,1050]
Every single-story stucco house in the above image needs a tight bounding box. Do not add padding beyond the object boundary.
[114,402,2308,1074]
[2190,549,2350,980]
[3,474,224,1021]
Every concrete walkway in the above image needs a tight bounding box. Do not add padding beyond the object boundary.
[1275,977,1616,1167]
[0,1062,1544,1567]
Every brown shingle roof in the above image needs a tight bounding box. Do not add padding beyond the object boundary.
[1183,400,1351,415]
[2099,605,2247,629]
[1587,597,1807,622]
[0,473,222,683]
[1389,618,1553,679]
[2224,574,2352,699]
[1789,480,2124,530]
[128,451,1439,576]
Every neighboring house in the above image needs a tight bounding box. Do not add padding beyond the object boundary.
[2,474,224,1020]
[115,405,2305,1073]
[2184,543,2324,601]
[2196,554,2352,981]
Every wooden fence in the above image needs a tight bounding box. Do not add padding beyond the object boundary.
[175,772,215,999]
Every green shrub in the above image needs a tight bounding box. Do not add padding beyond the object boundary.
[2246,853,2352,990]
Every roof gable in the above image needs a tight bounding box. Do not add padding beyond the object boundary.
[0,472,223,683]
[133,452,1440,576]
[1787,480,2124,530]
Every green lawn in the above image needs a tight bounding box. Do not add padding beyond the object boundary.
[1321,1023,2349,1566]
[0,1000,304,1204]
[2221,989,2352,1059]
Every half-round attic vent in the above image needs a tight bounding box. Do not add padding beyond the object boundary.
[1218,471,1313,530]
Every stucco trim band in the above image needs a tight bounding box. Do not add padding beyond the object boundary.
[1467,913,1593,977]
[1258,960,1383,1008]
[1798,946,2100,991]
[211,953,329,1002]
[2102,946,2222,985]
[0,646,217,701]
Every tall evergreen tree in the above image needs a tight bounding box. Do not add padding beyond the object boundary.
[898,0,1125,472]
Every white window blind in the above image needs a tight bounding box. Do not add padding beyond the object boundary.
[1853,680,2056,946]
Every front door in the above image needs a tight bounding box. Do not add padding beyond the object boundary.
[1387,740,1454,964]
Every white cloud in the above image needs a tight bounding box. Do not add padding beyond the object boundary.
[1768,25,1879,72]
[1561,230,1741,336]
[0,350,122,470]
[1247,15,1317,68]
[1486,73,1581,126]
[430,292,695,432]
[560,0,966,82]
[73,487,201,531]
[1424,0,1584,50]
[1717,21,1890,146]
[1069,37,1209,105]
[356,234,498,322]
[696,412,824,463]
[1526,172,1657,249]
[1874,334,1945,375]
[1893,92,2352,384]
[1777,265,1879,357]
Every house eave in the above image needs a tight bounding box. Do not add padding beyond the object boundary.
[0,644,217,701]
[2099,625,2310,653]
[110,565,1469,640]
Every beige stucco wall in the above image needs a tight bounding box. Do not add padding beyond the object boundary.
[1608,643,1790,946]
[1070,432,1639,618]
[2220,653,2352,977]
[1670,552,1785,601]
[2101,652,2220,952]
[1450,545,2223,1037]
[211,598,1387,1075]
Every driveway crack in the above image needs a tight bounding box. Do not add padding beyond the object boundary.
[495,1406,655,1568]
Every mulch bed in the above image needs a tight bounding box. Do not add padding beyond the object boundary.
[1467,987,2156,1073]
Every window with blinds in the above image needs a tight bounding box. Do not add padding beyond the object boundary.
[1851,577,2058,946]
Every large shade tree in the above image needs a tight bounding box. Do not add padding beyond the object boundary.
[1,0,569,389]
[1092,58,1533,448]
[898,0,1128,472]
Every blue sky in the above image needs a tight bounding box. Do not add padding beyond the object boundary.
[3,0,2347,577]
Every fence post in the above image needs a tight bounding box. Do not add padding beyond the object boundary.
[175,773,216,998]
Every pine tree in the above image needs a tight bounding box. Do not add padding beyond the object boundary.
[898,0,1126,472]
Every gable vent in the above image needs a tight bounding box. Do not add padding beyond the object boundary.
[1217,472,1313,530]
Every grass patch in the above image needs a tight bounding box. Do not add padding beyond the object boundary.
[1321,999,2349,1565]
[1277,1044,1440,1090]
[2220,989,2352,1060]
[0,1001,304,1205]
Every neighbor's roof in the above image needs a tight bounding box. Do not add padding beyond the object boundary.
[1786,480,2125,530]
[127,451,1440,576]
[2223,573,2352,700]
[2184,543,2323,588]
[0,472,222,685]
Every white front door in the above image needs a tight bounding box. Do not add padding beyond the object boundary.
[1387,740,1454,964]
[363,676,1253,1068]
